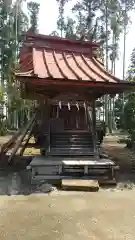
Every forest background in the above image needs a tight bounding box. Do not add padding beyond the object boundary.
[1,0,135,144]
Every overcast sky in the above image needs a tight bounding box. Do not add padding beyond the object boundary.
[21,0,135,79]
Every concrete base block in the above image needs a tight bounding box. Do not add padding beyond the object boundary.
[98,178,117,186]
[62,179,99,191]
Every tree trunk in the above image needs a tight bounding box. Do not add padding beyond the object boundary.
[104,0,109,132]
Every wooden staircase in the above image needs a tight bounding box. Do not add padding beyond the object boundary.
[48,131,96,156]
[29,130,117,183]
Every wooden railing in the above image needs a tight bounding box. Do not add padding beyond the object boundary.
[8,113,37,164]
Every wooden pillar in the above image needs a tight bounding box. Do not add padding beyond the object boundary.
[92,98,98,158]
[39,100,51,153]
[84,102,88,128]
[39,100,50,120]
[56,105,59,118]
[45,100,51,153]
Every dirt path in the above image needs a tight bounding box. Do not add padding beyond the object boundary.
[0,190,135,240]
[0,135,12,145]
[102,135,135,170]
[0,135,134,239]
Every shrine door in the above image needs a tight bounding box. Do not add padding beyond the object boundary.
[59,106,87,130]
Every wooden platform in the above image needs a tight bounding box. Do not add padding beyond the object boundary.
[61,179,99,191]
[29,155,118,186]
[30,156,115,166]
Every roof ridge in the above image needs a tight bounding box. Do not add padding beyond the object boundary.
[22,31,100,48]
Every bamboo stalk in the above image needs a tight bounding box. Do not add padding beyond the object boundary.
[122,1,127,128]
[104,0,109,131]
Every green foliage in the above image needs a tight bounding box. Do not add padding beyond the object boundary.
[64,18,77,39]
[0,120,7,136]
[0,0,135,134]
[27,1,40,32]
[55,0,135,134]
[127,48,135,79]
[55,0,132,55]
[124,93,135,131]
[0,1,33,132]
[56,0,70,37]
[118,45,135,146]
[114,96,124,129]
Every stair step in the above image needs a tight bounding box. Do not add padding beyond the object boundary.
[49,151,95,156]
[48,132,96,157]
[51,142,94,145]
[51,133,92,136]
[51,136,92,138]
[51,138,93,141]
[51,139,93,142]
[52,141,93,144]
[51,132,91,134]
[51,138,93,140]
[51,145,93,148]
[50,147,94,150]
[49,153,95,156]
[49,149,94,152]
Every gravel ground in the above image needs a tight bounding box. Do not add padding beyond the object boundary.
[0,190,135,240]
[0,168,134,240]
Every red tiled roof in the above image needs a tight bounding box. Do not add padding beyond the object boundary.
[17,45,120,84]
[31,48,120,83]
[15,33,135,100]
